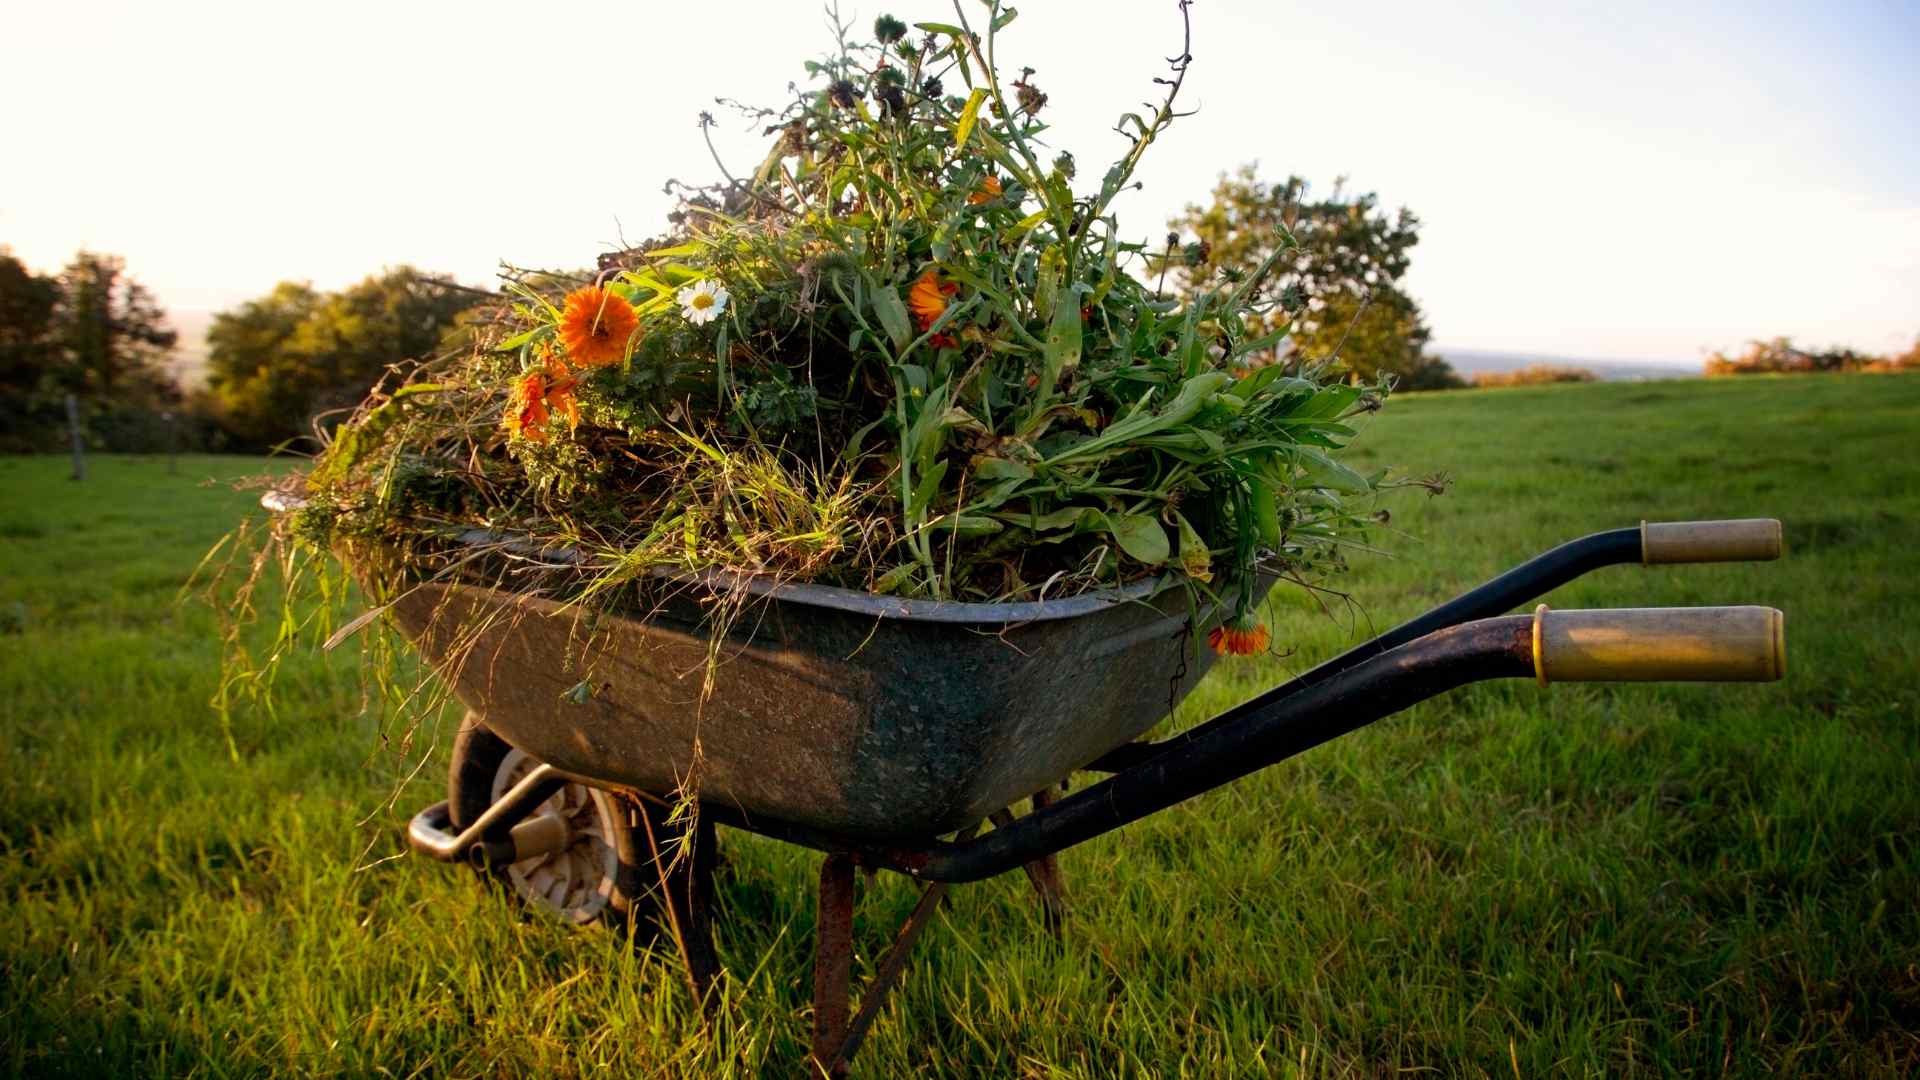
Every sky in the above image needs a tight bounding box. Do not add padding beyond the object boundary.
[3,0,1916,365]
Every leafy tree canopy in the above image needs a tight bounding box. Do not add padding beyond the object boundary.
[0,250,61,406]
[0,248,181,447]
[207,268,478,448]
[1163,166,1461,389]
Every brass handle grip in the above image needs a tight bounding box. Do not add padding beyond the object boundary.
[1532,605,1786,685]
[1641,518,1782,564]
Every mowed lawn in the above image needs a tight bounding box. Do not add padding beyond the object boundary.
[2,372,1916,1077]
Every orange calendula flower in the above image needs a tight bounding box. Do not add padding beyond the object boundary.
[504,371,551,442]
[907,269,958,332]
[544,366,579,431]
[966,174,1003,205]
[557,285,640,368]
[1208,615,1271,657]
[503,365,579,442]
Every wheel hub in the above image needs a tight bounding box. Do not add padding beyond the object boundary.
[490,748,622,923]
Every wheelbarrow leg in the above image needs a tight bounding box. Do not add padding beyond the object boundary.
[811,855,949,1077]
[811,855,856,1076]
[989,786,1071,937]
[1023,786,1070,935]
[634,801,721,1011]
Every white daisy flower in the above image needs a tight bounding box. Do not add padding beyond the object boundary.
[677,280,730,325]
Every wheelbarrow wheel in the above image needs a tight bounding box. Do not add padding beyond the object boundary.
[448,715,649,929]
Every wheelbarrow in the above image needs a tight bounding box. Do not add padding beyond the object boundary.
[273,492,1785,1075]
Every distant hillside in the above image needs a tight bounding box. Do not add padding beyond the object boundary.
[1436,347,1697,382]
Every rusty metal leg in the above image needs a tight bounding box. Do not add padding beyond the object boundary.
[812,855,856,1078]
[636,803,722,1010]
[1023,788,1070,935]
[990,793,1071,937]
[828,882,948,1075]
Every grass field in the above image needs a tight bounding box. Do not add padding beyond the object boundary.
[3,373,1917,1077]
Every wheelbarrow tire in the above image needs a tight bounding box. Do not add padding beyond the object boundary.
[448,714,652,935]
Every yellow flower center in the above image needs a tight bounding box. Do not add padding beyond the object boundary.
[692,293,714,310]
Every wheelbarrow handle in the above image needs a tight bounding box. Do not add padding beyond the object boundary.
[1085,519,1786,776]
[1532,604,1785,684]
[1640,519,1782,564]
[898,604,1787,883]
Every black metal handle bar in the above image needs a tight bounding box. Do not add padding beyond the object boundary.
[1087,519,1777,773]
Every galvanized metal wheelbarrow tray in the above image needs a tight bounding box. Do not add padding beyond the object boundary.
[266,492,1786,1076]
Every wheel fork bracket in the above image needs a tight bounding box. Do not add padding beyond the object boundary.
[406,763,569,865]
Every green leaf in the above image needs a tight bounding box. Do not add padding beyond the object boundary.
[494,326,545,352]
[955,88,988,149]
[1107,513,1170,566]
[1249,482,1281,546]
[993,506,1096,532]
[841,416,890,462]
[871,279,914,352]
[1230,324,1292,362]
[1173,510,1212,582]
[1299,384,1362,419]
[1292,446,1370,494]
[970,457,1032,482]
[644,241,702,258]
[914,21,967,37]
[872,563,920,595]
[1010,211,1049,235]
[904,380,953,474]
[928,514,1003,536]
[1044,285,1083,374]
[908,459,949,518]
[1044,371,1235,463]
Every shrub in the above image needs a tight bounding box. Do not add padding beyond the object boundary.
[1470,365,1598,388]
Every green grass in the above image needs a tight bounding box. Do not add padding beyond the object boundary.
[3,374,1918,1077]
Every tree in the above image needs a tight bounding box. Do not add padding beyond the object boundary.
[206,268,478,448]
[1163,166,1461,388]
[0,249,182,450]
[1704,337,1875,376]
[0,249,60,421]
[1889,336,1920,371]
[52,252,179,401]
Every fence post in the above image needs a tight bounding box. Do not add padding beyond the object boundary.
[65,393,86,482]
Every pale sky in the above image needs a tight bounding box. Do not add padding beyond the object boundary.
[4,0,1916,364]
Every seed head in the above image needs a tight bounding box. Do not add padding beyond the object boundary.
[1013,69,1048,115]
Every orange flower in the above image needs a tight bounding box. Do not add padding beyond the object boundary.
[557,285,640,368]
[502,365,579,442]
[544,366,579,431]
[966,175,1003,205]
[504,371,551,442]
[1208,616,1270,657]
[907,269,957,332]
